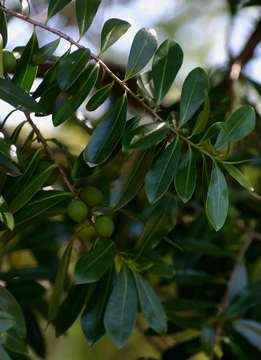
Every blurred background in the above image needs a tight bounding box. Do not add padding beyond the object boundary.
[2,0,261,359]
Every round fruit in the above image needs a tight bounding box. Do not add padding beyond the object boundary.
[80,186,103,207]
[67,199,88,223]
[3,50,17,73]
[78,225,97,241]
[95,216,114,238]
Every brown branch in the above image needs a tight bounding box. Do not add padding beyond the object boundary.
[25,113,76,194]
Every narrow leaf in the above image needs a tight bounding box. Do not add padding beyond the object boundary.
[48,240,73,322]
[152,39,183,102]
[174,147,197,203]
[223,164,254,192]
[133,272,167,334]
[125,28,157,80]
[104,265,137,347]
[205,164,229,231]
[179,67,209,126]
[84,94,127,164]
[233,319,261,351]
[48,0,71,19]
[145,138,180,204]
[75,241,116,284]
[76,0,101,37]
[100,18,130,53]
[215,106,256,149]
[86,82,113,111]
[32,39,60,65]
[0,196,14,230]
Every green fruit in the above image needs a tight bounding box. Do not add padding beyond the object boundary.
[95,216,114,238]
[3,50,17,73]
[78,225,97,241]
[67,199,88,223]
[80,186,103,207]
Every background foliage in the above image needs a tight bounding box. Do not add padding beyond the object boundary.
[0,0,260,359]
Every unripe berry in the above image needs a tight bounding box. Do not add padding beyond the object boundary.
[67,199,88,223]
[3,50,17,73]
[95,216,114,238]
[80,186,103,207]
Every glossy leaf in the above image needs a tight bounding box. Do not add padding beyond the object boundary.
[84,94,127,164]
[56,48,91,91]
[0,78,42,113]
[13,32,38,91]
[9,164,57,213]
[223,163,254,192]
[53,62,99,126]
[191,92,210,136]
[215,106,256,149]
[125,28,157,80]
[179,67,209,126]
[100,18,130,53]
[152,39,183,102]
[174,146,197,203]
[145,138,180,204]
[0,196,14,230]
[81,274,112,346]
[48,240,73,322]
[104,265,138,347]
[0,286,26,338]
[75,241,116,284]
[48,0,71,19]
[122,122,169,152]
[33,39,60,65]
[76,0,101,37]
[110,150,154,209]
[205,164,229,231]
[133,271,167,334]
[86,82,113,111]
[233,319,261,351]
[15,190,72,225]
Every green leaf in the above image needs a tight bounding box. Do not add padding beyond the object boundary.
[55,285,87,336]
[0,286,26,338]
[104,265,138,348]
[48,0,71,19]
[133,272,167,334]
[122,122,170,152]
[125,28,158,80]
[179,67,209,126]
[13,32,38,91]
[174,146,197,203]
[0,10,8,48]
[191,92,210,136]
[205,164,229,231]
[86,82,114,111]
[3,330,29,356]
[0,78,42,113]
[15,190,72,225]
[100,18,130,54]
[228,263,248,301]
[53,62,99,126]
[136,194,177,256]
[9,164,57,213]
[76,0,101,37]
[110,150,154,209]
[201,324,215,355]
[81,274,112,346]
[152,39,183,103]
[75,241,116,284]
[223,163,254,192]
[0,311,15,332]
[0,344,11,360]
[145,138,180,204]
[84,94,127,164]
[56,48,91,91]
[32,39,60,65]
[48,240,73,322]
[233,319,261,351]
[0,196,14,230]
[226,283,261,317]
[215,106,256,150]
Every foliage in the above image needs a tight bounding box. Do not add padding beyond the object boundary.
[0,0,260,359]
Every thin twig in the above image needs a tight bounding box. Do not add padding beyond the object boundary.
[25,113,76,194]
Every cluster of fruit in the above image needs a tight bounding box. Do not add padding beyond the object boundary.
[67,186,115,240]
